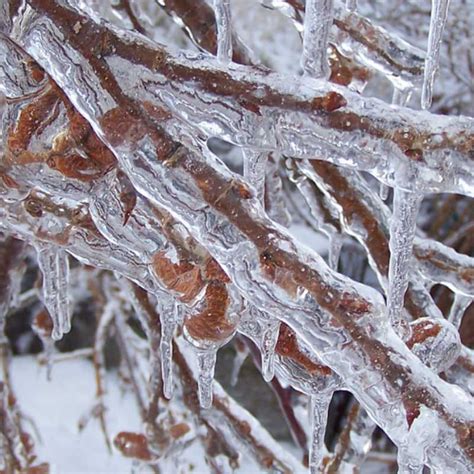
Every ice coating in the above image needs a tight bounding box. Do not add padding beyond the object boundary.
[422,0,451,109]
[1,1,473,471]
[213,0,233,63]
[387,189,422,336]
[302,0,334,79]
[35,243,71,340]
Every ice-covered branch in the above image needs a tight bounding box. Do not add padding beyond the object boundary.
[7,3,470,196]
[3,3,473,471]
[261,0,425,86]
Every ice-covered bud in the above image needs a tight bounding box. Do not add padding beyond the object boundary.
[113,432,152,461]
[407,318,461,373]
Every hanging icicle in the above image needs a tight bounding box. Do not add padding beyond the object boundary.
[196,348,217,409]
[345,0,357,12]
[35,243,71,341]
[448,293,472,330]
[230,341,249,386]
[379,87,412,201]
[302,0,334,79]
[308,392,332,473]
[387,189,423,336]
[213,0,233,63]
[328,234,343,271]
[421,0,451,109]
[242,148,268,204]
[159,300,179,399]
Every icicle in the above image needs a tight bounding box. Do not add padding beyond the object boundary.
[448,293,471,330]
[328,234,342,271]
[230,343,249,386]
[159,301,178,399]
[196,348,217,409]
[378,87,410,203]
[213,0,233,63]
[397,407,439,474]
[32,309,55,380]
[309,392,332,473]
[35,244,71,341]
[387,189,422,336]
[260,321,280,382]
[421,0,451,109]
[345,0,357,11]
[242,148,268,204]
[302,0,334,79]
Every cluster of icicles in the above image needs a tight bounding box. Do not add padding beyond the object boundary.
[0,0,473,472]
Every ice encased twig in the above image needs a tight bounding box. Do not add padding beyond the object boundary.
[302,0,334,79]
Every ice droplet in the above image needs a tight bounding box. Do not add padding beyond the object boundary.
[302,0,334,79]
[35,243,71,341]
[379,182,390,201]
[309,392,332,473]
[214,0,233,63]
[421,0,451,109]
[196,348,217,409]
[387,189,422,335]
[260,321,280,382]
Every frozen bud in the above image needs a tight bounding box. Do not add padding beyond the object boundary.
[113,432,152,461]
[407,318,461,373]
[32,309,54,338]
[169,422,191,439]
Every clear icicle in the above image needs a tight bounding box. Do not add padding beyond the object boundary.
[421,0,451,109]
[196,348,217,409]
[448,293,472,330]
[302,0,334,79]
[260,321,280,382]
[309,392,332,473]
[230,344,249,386]
[159,301,178,399]
[243,148,268,204]
[35,244,71,341]
[328,234,343,271]
[397,407,439,474]
[379,87,411,202]
[345,0,357,11]
[40,337,55,381]
[388,189,422,336]
[213,0,233,63]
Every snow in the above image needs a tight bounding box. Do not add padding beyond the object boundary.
[11,356,140,473]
